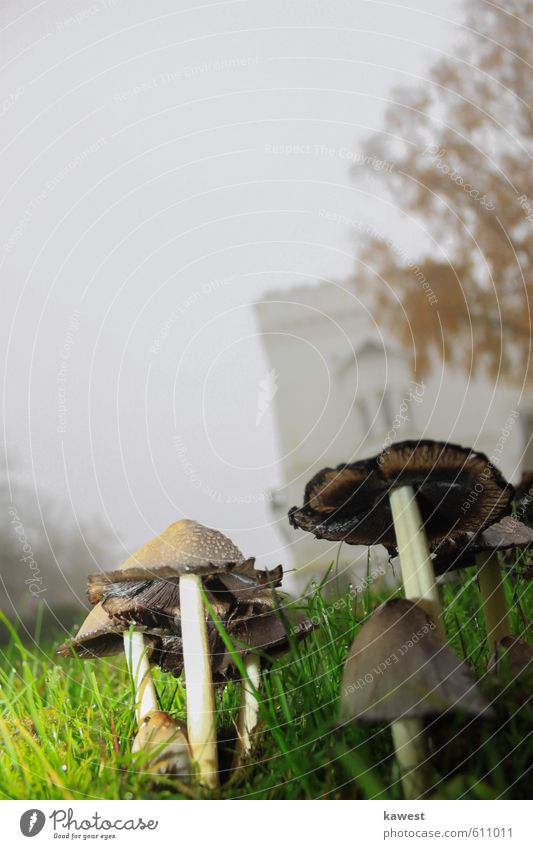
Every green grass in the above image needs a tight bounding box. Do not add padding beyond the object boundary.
[0,561,531,800]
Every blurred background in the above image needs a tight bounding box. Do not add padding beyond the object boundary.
[1,0,531,633]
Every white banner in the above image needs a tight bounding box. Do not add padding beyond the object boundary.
[2,800,529,848]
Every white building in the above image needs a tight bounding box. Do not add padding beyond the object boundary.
[254,283,529,594]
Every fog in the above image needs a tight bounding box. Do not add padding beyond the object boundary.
[0,0,461,613]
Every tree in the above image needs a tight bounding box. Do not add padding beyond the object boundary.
[355,0,533,381]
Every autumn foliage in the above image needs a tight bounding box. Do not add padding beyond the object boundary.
[354,0,532,381]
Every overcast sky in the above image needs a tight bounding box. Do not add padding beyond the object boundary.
[0,0,463,580]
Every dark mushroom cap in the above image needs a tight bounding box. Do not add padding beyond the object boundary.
[290,440,512,551]
[57,519,313,678]
[339,598,490,722]
[431,515,533,576]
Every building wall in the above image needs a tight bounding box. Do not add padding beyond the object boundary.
[254,283,526,595]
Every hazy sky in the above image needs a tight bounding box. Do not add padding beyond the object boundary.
[1,0,463,578]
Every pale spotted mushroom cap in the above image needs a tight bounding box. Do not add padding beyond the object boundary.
[90,519,246,585]
[339,598,491,723]
[58,519,244,657]
[57,519,305,673]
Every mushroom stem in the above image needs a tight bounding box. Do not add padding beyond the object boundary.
[391,719,429,800]
[179,573,219,788]
[389,485,445,641]
[233,653,261,767]
[388,485,442,800]
[477,551,511,654]
[123,630,159,725]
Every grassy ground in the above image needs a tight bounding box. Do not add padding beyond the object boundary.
[0,559,531,800]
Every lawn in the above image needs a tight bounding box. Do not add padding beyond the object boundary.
[0,559,531,800]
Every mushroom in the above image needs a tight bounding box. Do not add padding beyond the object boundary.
[131,711,191,776]
[431,515,533,653]
[59,519,244,787]
[58,519,312,784]
[289,440,512,640]
[487,635,533,678]
[339,598,490,798]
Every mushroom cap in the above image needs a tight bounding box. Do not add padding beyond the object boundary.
[153,605,314,680]
[339,598,490,722]
[58,519,246,657]
[290,440,512,550]
[431,515,533,575]
[88,519,245,590]
[56,602,136,659]
[57,519,313,675]
[131,710,191,776]
[487,636,533,678]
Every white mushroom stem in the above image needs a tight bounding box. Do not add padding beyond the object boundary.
[391,720,429,800]
[388,484,443,799]
[389,485,445,641]
[179,573,219,788]
[233,653,261,767]
[123,630,159,726]
[477,551,511,654]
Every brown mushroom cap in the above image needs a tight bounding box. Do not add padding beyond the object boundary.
[57,519,313,677]
[431,515,533,576]
[339,598,490,722]
[56,602,137,659]
[289,440,512,551]
[131,710,191,776]
[487,636,533,678]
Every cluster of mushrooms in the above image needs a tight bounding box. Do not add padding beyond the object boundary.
[58,519,312,788]
[289,439,533,797]
[58,439,532,797]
